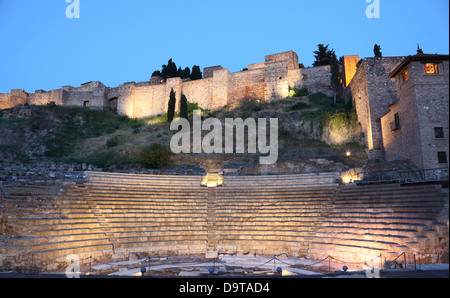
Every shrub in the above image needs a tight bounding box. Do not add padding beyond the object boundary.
[106,137,119,147]
[139,143,171,169]
[288,87,309,97]
[285,102,310,112]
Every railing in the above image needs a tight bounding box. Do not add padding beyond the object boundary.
[387,252,444,271]
[355,167,449,185]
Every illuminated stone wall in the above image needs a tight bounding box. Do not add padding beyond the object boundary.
[342,55,360,87]
[288,65,333,97]
[0,51,334,118]
[381,58,449,169]
[347,57,405,157]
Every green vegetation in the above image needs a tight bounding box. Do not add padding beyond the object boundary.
[179,94,188,119]
[167,88,176,123]
[374,44,382,57]
[139,143,172,169]
[298,92,358,136]
[288,87,309,97]
[152,58,202,80]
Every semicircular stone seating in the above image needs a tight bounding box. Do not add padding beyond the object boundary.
[0,171,448,271]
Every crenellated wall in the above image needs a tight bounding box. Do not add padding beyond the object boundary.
[0,51,334,119]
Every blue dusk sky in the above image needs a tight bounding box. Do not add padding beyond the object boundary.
[0,0,449,93]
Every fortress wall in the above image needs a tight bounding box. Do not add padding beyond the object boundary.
[130,84,166,119]
[64,91,94,107]
[212,68,230,110]
[228,68,266,102]
[165,78,183,114]
[10,90,27,108]
[265,51,299,70]
[248,62,265,70]
[27,91,52,106]
[364,57,405,152]
[182,78,214,110]
[117,84,136,117]
[348,61,371,149]
[0,93,12,110]
[264,60,290,100]
[288,66,333,96]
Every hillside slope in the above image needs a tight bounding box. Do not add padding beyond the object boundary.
[0,93,368,174]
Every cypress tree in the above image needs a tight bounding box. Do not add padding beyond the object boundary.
[167,88,176,123]
[179,94,188,119]
[374,44,382,57]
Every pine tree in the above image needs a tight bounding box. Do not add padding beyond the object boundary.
[179,94,188,119]
[190,65,203,80]
[374,44,382,57]
[313,44,332,66]
[167,88,176,123]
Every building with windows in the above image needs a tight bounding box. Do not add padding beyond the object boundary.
[380,54,449,170]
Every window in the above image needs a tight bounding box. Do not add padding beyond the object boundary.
[424,63,439,74]
[401,70,409,82]
[437,152,448,164]
[394,113,401,128]
[435,127,444,139]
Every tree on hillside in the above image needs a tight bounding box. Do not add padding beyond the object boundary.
[329,51,340,93]
[167,88,176,123]
[190,65,203,80]
[374,44,382,57]
[313,44,333,66]
[179,94,188,119]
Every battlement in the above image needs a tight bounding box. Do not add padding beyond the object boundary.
[0,51,335,118]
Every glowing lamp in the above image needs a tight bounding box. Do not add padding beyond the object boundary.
[345,151,351,157]
[276,267,282,276]
[140,267,146,277]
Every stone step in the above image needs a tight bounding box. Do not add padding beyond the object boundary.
[21,244,114,261]
[320,222,428,237]
[29,227,107,237]
[6,237,112,255]
[215,228,316,237]
[328,214,440,223]
[104,222,206,230]
[89,189,206,200]
[314,231,413,244]
[216,194,333,200]
[219,238,303,247]
[216,188,337,194]
[85,182,203,189]
[113,239,207,250]
[340,183,443,191]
